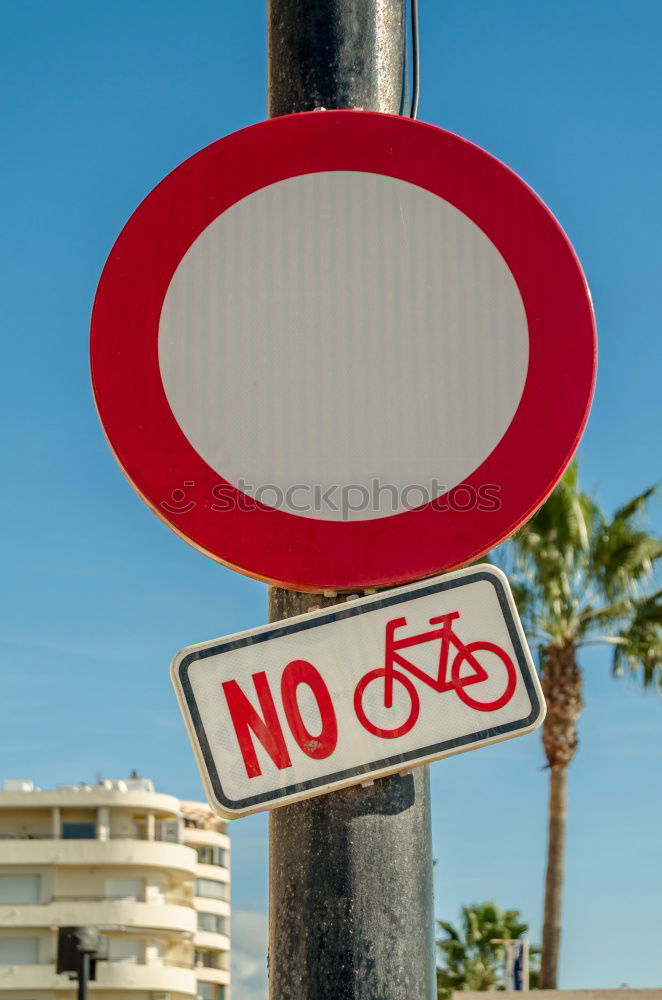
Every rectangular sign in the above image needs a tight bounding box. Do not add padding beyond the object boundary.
[171,565,545,819]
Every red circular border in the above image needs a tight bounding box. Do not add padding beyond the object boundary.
[91,111,596,592]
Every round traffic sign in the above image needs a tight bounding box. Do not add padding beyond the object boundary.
[91,111,596,592]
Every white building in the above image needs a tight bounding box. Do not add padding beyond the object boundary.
[0,775,230,999]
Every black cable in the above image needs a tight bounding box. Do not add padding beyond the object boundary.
[410,0,420,119]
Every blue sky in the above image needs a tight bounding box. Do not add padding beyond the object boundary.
[1,2,661,997]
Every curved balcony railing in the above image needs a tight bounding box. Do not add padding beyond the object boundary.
[0,837,198,876]
[0,899,197,934]
[52,893,193,906]
[0,832,183,843]
[0,957,228,970]
[0,962,199,993]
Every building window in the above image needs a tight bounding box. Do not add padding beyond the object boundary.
[106,935,143,963]
[197,912,228,935]
[197,984,226,1000]
[156,818,182,843]
[195,877,228,901]
[62,821,96,839]
[197,846,228,867]
[105,877,144,901]
[0,875,40,903]
[0,935,39,964]
[195,948,226,969]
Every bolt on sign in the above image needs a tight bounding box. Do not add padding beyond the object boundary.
[171,566,545,818]
[91,110,596,592]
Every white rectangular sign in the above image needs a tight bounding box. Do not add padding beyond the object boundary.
[171,565,545,819]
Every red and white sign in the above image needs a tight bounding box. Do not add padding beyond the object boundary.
[91,111,596,591]
[171,565,545,818]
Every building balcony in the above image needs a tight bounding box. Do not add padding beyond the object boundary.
[99,960,197,993]
[193,897,230,918]
[182,827,230,850]
[0,837,198,875]
[193,965,231,987]
[0,787,182,816]
[196,861,230,884]
[193,929,231,953]
[0,899,197,935]
[0,961,197,994]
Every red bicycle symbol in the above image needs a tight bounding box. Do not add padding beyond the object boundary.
[354,611,517,739]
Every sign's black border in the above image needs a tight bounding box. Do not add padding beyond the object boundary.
[177,570,542,812]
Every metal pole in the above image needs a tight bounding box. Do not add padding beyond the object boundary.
[523,938,530,991]
[77,953,89,1000]
[268,0,408,118]
[267,8,436,980]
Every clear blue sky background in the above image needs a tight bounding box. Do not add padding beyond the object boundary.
[1,3,661,997]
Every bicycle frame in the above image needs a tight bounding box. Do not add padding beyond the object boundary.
[384,612,486,707]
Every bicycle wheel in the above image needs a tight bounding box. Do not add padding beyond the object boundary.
[353,668,420,739]
[451,641,516,711]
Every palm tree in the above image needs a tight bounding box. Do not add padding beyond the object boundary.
[436,901,539,998]
[494,462,662,987]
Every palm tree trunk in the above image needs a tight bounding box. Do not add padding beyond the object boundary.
[540,764,567,987]
[539,642,583,989]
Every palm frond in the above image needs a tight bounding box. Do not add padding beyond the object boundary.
[613,485,659,524]
[613,588,662,689]
[507,463,601,633]
[591,486,661,600]
[575,597,634,633]
[492,464,661,665]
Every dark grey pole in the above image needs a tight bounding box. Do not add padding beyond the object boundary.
[267,11,436,989]
[268,0,407,118]
[77,953,89,1000]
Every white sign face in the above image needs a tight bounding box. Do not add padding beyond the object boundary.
[171,565,545,819]
[158,171,529,521]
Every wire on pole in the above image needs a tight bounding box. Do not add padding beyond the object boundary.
[410,0,420,118]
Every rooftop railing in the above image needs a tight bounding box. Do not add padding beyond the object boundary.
[0,831,186,843]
